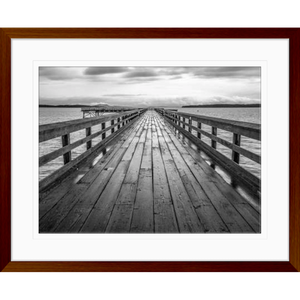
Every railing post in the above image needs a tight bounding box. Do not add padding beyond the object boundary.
[111,119,115,134]
[197,122,201,139]
[189,117,192,133]
[86,127,92,150]
[102,122,106,140]
[211,127,217,149]
[117,117,121,129]
[61,133,71,164]
[232,133,241,163]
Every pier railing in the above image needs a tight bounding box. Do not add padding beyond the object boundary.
[39,109,145,191]
[81,106,134,118]
[156,108,261,193]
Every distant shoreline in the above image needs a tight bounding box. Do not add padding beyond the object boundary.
[39,104,93,108]
[182,104,261,108]
[39,104,261,109]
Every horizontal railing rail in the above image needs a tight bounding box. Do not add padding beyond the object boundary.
[156,108,261,193]
[39,109,146,191]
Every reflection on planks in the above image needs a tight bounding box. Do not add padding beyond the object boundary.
[39,111,260,233]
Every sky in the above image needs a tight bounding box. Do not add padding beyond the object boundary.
[39,66,261,107]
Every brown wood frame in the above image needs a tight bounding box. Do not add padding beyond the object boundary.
[0,28,299,272]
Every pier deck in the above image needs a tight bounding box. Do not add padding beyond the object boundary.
[39,110,260,233]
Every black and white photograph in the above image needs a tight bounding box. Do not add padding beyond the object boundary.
[39,66,261,233]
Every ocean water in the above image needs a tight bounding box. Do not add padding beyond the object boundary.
[178,107,261,179]
[39,108,113,181]
[39,107,261,181]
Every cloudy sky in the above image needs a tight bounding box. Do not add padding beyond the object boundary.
[39,66,261,107]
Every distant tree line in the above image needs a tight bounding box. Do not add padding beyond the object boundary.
[182,104,261,108]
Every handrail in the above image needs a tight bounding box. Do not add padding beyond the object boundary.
[40,109,141,142]
[155,108,261,192]
[39,109,146,191]
[163,111,260,140]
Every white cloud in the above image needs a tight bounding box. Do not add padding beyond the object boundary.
[39,66,261,107]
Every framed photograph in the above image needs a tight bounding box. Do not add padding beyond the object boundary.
[0,28,299,271]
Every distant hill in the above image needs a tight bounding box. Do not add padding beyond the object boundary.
[39,104,95,108]
[182,104,261,108]
[39,104,137,110]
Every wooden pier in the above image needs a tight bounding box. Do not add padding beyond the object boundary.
[81,106,135,118]
[39,109,261,233]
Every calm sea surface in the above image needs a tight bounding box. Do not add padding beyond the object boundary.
[39,107,261,181]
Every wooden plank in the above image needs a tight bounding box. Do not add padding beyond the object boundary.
[123,143,144,184]
[177,135,261,210]
[39,183,88,233]
[152,129,159,148]
[130,169,155,233]
[162,117,260,192]
[111,119,115,134]
[130,159,153,232]
[86,127,92,150]
[157,113,260,232]
[39,123,115,167]
[105,183,137,233]
[105,126,147,232]
[138,127,147,144]
[54,166,119,232]
[61,133,71,164]
[157,130,204,233]
[121,137,140,161]
[39,173,86,219]
[53,128,144,232]
[159,110,261,140]
[39,115,145,221]
[79,122,145,233]
[190,124,261,164]
[79,117,144,184]
[40,110,140,142]
[39,123,138,201]
[232,133,241,163]
[101,122,106,140]
[163,116,261,202]
[197,122,201,139]
[199,181,254,233]
[152,146,178,233]
[159,128,229,233]
[211,127,217,149]
[141,129,152,170]
[40,115,142,218]
[161,166,204,233]
[40,123,138,230]
[79,160,130,233]
[39,116,140,192]
[156,118,220,184]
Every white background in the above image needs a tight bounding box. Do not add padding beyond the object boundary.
[13,42,287,261]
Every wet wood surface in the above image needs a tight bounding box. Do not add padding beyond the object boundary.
[39,110,260,233]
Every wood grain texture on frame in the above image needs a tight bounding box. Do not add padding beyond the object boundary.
[0,28,299,272]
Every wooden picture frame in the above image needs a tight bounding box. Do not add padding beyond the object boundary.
[0,28,299,272]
